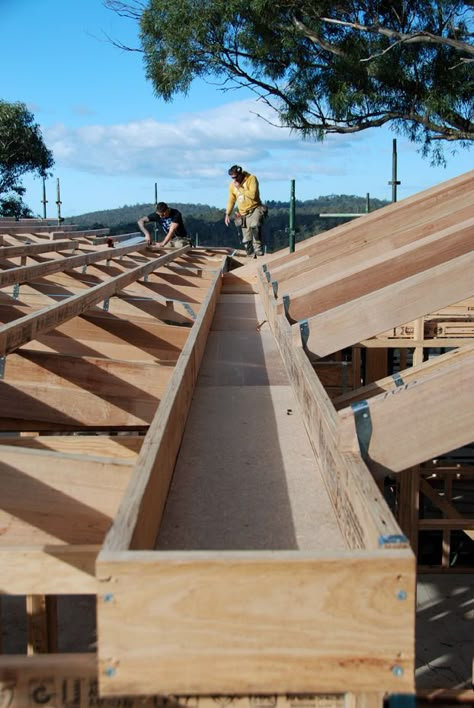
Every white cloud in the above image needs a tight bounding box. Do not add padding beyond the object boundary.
[41,97,370,206]
[35,96,472,214]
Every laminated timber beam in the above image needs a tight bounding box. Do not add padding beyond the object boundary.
[267,195,473,289]
[0,247,191,356]
[338,345,474,474]
[264,170,473,277]
[276,217,474,322]
[291,250,474,359]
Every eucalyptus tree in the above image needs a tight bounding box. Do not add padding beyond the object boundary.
[0,100,54,212]
[105,0,473,161]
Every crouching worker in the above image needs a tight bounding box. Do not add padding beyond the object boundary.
[224,165,267,257]
[138,201,190,248]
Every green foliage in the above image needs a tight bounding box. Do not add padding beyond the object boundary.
[0,189,34,219]
[66,194,389,252]
[124,0,474,159]
[0,101,54,200]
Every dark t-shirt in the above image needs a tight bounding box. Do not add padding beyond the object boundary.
[147,208,187,238]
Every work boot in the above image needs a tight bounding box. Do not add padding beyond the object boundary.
[244,241,254,257]
[254,241,264,256]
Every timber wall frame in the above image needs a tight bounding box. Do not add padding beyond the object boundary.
[1,170,473,704]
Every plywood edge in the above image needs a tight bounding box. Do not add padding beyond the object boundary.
[101,266,224,552]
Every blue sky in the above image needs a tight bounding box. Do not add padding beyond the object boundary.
[2,0,473,217]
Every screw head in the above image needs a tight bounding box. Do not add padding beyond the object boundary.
[397,590,408,600]
[392,665,404,677]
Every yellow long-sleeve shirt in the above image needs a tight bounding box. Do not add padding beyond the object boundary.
[226,173,261,216]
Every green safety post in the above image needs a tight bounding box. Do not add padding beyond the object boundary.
[289,179,296,253]
[388,138,401,202]
[42,177,48,219]
[56,177,62,225]
[153,181,158,243]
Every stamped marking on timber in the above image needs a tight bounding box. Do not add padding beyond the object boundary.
[2,678,346,708]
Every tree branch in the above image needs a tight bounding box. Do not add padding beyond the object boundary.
[319,17,474,56]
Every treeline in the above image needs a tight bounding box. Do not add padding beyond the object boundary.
[65,194,389,252]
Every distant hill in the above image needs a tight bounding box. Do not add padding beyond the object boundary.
[64,195,390,251]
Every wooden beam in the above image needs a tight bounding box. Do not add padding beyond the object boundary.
[333,346,470,410]
[97,549,414,696]
[0,434,142,458]
[0,247,190,356]
[266,170,473,274]
[338,349,474,473]
[0,654,384,707]
[293,251,474,358]
[257,268,405,550]
[270,199,473,289]
[0,239,77,259]
[101,265,223,552]
[0,240,149,288]
[278,218,474,321]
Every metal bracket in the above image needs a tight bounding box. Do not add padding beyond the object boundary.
[164,299,196,320]
[392,372,404,387]
[265,269,271,283]
[271,279,278,298]
[12,283,20,300]
[103,298,110,312]
[282,295,290,319]
[0,356,5,379]
[299,320,309,349]
[350,399,372,462]
[143,273,149,283]
[82,264,87,274]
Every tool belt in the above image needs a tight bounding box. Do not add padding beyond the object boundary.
[234,205,268,228]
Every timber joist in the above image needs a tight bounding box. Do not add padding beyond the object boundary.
[0,240,227,589]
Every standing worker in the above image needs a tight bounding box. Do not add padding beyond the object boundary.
[224,165,267,257]
[138,201,189,247]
